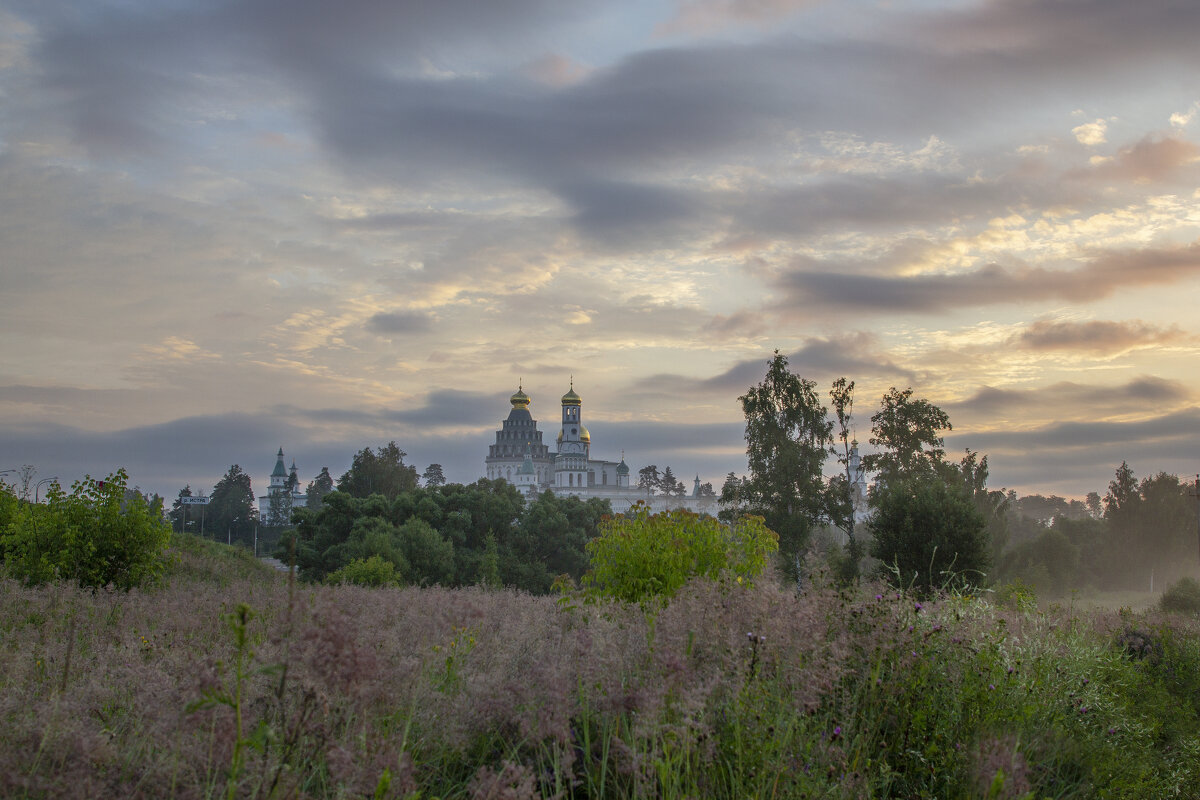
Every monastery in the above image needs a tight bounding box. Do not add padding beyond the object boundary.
[485,382,717,514]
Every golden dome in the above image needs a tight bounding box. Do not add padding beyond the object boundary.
[561,378,581,406]
[579,425,590,442]
[510,384,531,409]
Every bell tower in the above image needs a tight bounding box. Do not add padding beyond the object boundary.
[555,378,590,490]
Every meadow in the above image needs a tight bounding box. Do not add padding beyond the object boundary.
[2,534,1199,799]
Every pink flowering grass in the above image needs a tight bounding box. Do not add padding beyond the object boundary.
[1,535,1199,798]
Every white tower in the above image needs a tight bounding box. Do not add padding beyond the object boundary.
[555,378,590,490]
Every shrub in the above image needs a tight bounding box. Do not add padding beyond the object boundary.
[1160,576,1200,615]
[1,468,171,589]
[325,554,401,587]
[581,504,777,604]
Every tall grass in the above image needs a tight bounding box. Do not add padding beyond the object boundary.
[1,534,1198,798]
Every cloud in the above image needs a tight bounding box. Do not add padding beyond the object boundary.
[366,311,433,335]
[1075,135,1200,183]
[947,376,1192,424]
[656,0,820,35]
[633,334,914,399]
[771,240,1200,314]
[1072,119,1108,146]
[1012,318,1188,354]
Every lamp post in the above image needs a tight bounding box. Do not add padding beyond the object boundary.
[35,477,57,504]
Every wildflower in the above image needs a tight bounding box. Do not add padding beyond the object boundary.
[875,594,883,601]
[832,726,842,739]
[988,684,995,691]
[914,602,923,612]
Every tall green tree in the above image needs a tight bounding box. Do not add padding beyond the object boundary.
[955,449,1010,569]
[208,465,256,545]
[738,351,832,580]
[863,387,951,483]
[422,463,447,487]
[337,441,418,500]
[659,466,680,497]
[305,467,335,512]
[638,465,659,496]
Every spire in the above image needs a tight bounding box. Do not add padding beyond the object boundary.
[271,447,288,478]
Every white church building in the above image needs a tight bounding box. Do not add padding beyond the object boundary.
[257,447,307,526]
[485,382,718,514]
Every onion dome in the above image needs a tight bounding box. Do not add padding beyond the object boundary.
[510,383,531,409]
[561,377,581,406]
[616,456,629,476]
[579,425,590,443]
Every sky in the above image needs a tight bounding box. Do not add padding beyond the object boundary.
[2,0,1200,503]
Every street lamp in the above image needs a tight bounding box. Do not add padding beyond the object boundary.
[35,478,58,504]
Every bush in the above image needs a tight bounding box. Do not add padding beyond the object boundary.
[869,474,989,594]
[581,504,777,605]
[326,554,402,587]
[1160,576,1200,615]
[1,468,171,589]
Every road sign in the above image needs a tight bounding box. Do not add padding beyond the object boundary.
[179,496,210,505]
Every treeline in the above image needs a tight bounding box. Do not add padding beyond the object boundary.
[996,463,1198,595]
[280,478,611,593]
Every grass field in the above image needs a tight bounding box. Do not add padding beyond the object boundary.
[2,534,1198,799]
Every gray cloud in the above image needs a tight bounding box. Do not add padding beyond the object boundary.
[366,311,433,335]
[634,334,915,399]
[947,376,1192,420]
[1013,319,1188,353]
[772,240,1200,314]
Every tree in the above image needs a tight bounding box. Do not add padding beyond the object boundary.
[422,463,447,488]
[305,467,335,512]
[863,387,951,483]
[827,377,863,581]
[338,441,419,500]
[208,465,256,545]
[659,466,679,497]
[1,469,171,589]
[718,472,745,523]
[869,474,989,594]
[1104,461,1139,521]
[738,351,832,580]
[169,485,196,534]
[697,482,715,497]
[638,465,659,496]
[955,449,1010,569]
